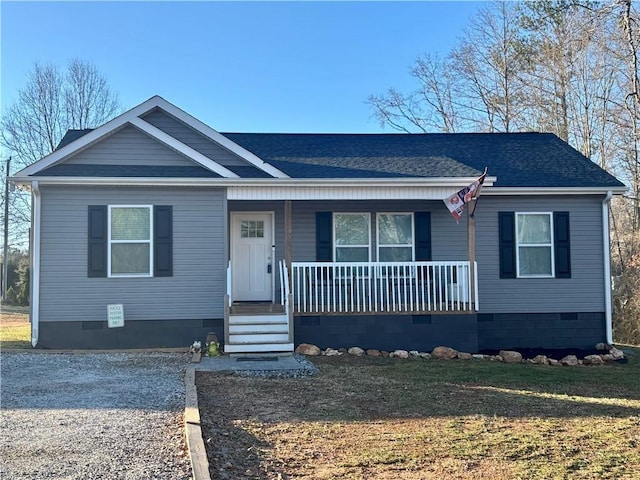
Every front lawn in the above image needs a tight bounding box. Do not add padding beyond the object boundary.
[0,308,30,349]
[197,349,640,479]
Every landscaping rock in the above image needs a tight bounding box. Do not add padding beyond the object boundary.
[457,352,472,360]
[601,354,614,362]
[489,355,503,362]
[595,342,610,351]
[391,350,410,359]
[610,347,625,360]
[338,348,348,354]
[583,354,604,365]
[409,350,420,357]
[348,347,365,356]
[560,355,579,366]
[531,355,549,365]
[419,352,432,359]
[366,349,381,357]
[295,343,321,356]
[472,354,486,360]
[431,346,458,359]
[323,348,340,356]
[381,351,390,357]
[499,350,523,364]
[548,358,560,366]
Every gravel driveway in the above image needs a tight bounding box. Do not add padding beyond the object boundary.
[0,352,192,480]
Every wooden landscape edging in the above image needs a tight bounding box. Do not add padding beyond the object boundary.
[184,366,212,480]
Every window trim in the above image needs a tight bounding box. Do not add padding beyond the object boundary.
[108,205,154,278]
[376,212,415,262]
[515,211,555,278]
[333,212,371,262]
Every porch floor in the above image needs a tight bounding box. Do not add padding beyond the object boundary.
[230,302,286,315]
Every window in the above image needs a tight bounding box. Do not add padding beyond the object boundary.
[109,206,153,277]
[333,213,370,262]
[516,213,554,277]
[377,213,414,261]
[240,220,264,238]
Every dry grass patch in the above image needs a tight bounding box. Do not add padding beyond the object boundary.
[197,350,640,479]
[0,308,30,349]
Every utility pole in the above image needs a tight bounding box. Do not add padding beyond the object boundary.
[2,156,10,301]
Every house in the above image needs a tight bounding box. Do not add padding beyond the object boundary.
[12,96,627,353]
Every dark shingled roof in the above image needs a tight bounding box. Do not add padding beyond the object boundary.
[56,129,94,150]
[47,128,624,188]
[222,132,625,188]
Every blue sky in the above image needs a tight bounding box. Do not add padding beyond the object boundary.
[1,1,484,133]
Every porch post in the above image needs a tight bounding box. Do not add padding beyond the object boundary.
[284,200,294,345]
[284,200,292,283]
[467,199,476,311]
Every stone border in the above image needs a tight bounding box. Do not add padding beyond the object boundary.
[184,366,211,480]
[295,343,626,365]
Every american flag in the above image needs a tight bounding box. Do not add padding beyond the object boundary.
[443,168,488,222]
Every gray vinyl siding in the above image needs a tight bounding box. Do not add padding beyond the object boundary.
[65,125,196,166]
[475,195,605,313]
[39,185,226,322]
[142,109,248,166]
[289,200,467,262]
[228,199,467,263]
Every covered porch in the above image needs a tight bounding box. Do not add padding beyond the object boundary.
[223,189,484,353]
[225,178,488,352]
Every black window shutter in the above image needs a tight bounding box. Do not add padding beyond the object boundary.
[88,206,107,277]
[154,206,173,277]
[316,212,332,261]
[499,212,516,278]
[414,212,432,261]
[553,211,571,278]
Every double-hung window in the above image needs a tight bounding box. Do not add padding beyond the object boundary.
[377,213,414,261]
[516,212,554,277]
[109,206,153,277]
[333,213,370,262]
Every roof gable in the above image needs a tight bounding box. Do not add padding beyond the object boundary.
[14,96,288,179]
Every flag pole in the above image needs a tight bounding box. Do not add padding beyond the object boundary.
[470,167,488,218]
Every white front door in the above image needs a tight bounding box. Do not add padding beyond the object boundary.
[231,212,273,301]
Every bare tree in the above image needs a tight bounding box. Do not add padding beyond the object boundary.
[368,54,461,133]
[1,59,121,170]
[450,1,526,132]
[64,59,120,131]
[368,1,526,133]
[0,59,122,249]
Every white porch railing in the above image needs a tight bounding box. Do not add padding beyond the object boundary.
[278,260,290,308]
[226,261,232,307]
[290,261,478,314]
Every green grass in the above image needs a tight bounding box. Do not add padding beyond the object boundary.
[197,347,640,479]
[0,309,31,349]
[0,323,31,349]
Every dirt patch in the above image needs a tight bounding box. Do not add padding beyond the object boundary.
[197,353,640,479]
